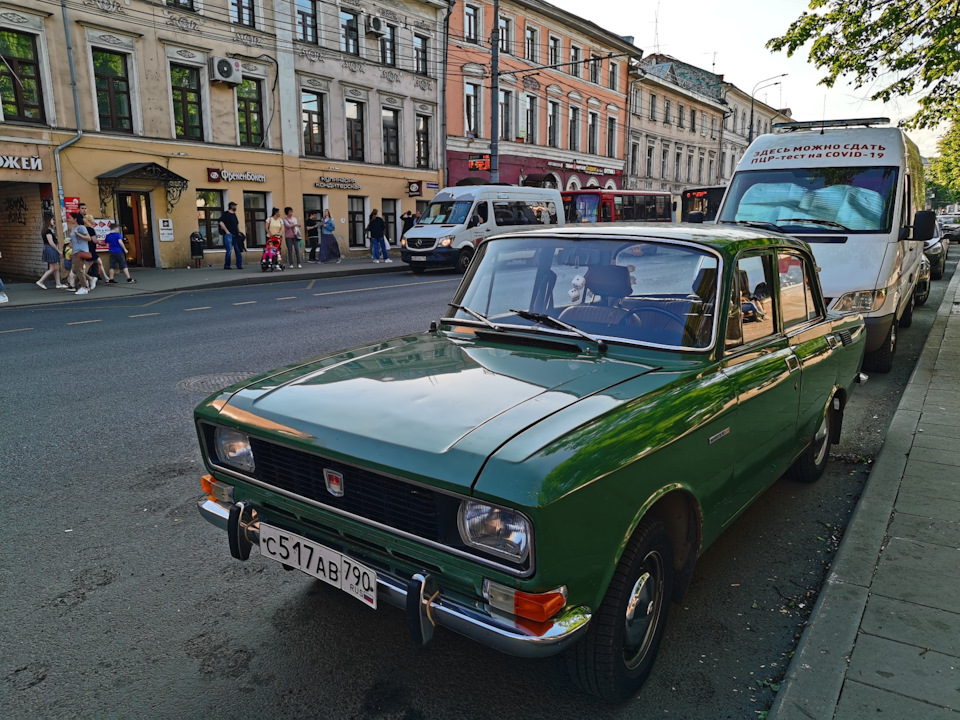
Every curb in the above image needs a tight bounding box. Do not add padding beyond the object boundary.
[769,266,960,720]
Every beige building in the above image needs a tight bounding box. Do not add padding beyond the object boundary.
[0,0,446,276]
[719,83,791,184]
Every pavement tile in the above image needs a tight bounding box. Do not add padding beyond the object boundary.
[900,458,960,479]
[888,512,960,548]
[871,549,960,613]
[896,475,960,504]
[861,594,960,657]
[913,432,960,452]
[846,633,960,711]
[894,493,960,524]
[916,421,960,440]
[834,679,960,720]
[918,410,960,426]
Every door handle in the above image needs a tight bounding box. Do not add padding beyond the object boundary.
[785,355,800,373]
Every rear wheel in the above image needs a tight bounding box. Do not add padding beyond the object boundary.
[864,322,896,373]
[787,402,833,483]
[899,292,914,328]
[567,518,673,700]
[915,277,930,307]
[932,255,945,280]
[455,248,474,274]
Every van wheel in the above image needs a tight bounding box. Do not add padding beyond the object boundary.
[932,255,944,280]
[899,292,914,328]
[787,403,833,483]
[864,322,896,373]
[456,249,474,274]
[410,265,425,274]
[915,278,930,307]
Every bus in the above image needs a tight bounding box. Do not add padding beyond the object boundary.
[680,185,726,222]
[562,189,674,224]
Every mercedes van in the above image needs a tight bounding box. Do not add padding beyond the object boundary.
[716,118,935,372]
[400,185,564,273]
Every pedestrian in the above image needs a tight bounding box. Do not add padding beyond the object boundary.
[305,210,320,262]
[62,239,74,290]
[365,209,392,263]
[401,210,415,238]
[282,206,303,268]
[37,215,67,289]
[217,201,243,270]
[414,211,422,225]
[68,213,93,294]
[0,249,8,303]
[319,209,341,264]
[104,222,136,283]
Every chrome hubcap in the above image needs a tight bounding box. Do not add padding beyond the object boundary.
[813,414,829,466]
[623,552,664,668]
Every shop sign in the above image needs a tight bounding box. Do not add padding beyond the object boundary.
[159,218,175,242]
[1,155,42,170]
[545,160,621,175]
[407,181,422,197]
[315,175,361,189]
[426,183,439,190]
[468,154,491,171]
[207,167,266,183]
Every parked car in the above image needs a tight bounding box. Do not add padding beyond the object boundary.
[194,225,866,700]
[939,214,960,243]
[924,222,949,280]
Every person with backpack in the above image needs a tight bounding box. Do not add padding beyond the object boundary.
[365,209,391,263]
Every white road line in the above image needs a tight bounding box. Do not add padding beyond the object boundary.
[184,306,212,312]
[0,327,33,334]
[67,320,102,326]
[129,312,161,318]
[233,301,257,305]
[276,296,297,300]
[313,278,457,297]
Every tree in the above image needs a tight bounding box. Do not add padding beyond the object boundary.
[767,1,960,129]
[929,122,960,205]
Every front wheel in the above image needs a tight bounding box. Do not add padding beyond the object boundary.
[409,264,426,274]
[899,292,914,328]
[932,255,945,281]
[455,248,474,274]
[567,518,673,700]
[787,402,833,483]
[915,278,930,307]
[864,322,896,373]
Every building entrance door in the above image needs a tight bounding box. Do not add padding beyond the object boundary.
[117,192,155,267]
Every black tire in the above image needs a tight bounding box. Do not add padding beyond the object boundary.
[409,264,426,274]
[915,278,930,307]
[787,402,833,483]
[864,322,896,373]
[932,255,944,280]
[455,248,474,274]
[567,518,673,701]
[899,291,914,328]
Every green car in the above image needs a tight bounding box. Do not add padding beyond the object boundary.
[195,225,865,700]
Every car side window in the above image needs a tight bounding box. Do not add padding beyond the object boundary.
[726,253,776,349]
[778,251,821,330]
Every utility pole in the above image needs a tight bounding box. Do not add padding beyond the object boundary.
[490,0,500,183]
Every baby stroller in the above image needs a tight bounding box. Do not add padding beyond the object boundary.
[260,235,285,272]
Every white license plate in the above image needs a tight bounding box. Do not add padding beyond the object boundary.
[410,255,427,262]
[259,524,377,609]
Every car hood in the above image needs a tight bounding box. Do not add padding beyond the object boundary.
[213,333,658,493]
[404,224,464,239]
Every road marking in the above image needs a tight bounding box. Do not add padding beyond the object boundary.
[233,301,257,305]
[129,312,160,318]
[312,278,457,297]
[67,320,102,326]
[276,296,297,300]
[0,327,33,334]
[185,306,212,312]
[143,293,181,306]
[306,279,317,290]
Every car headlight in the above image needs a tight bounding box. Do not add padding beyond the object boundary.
[439,235,455,247]
[833,288,887,313]
[458,500,531,562]
[214,426,255,473]
[400,237,407,248]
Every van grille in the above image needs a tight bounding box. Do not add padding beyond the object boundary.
[407,237,435,250]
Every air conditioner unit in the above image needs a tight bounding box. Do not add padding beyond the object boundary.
[209,56,242,85]
[365,15,386,36]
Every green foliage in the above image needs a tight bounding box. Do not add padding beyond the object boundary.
[767,0,960,129]
[929,122,960,204]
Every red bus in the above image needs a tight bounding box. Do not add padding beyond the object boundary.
[561,189,674,224]
[680,185,726,222]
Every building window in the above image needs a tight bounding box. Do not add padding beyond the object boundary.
[196,190,224,248]
[568,106,580,150]
[464,5,479,44]
[678,104,685,129]
[664,100,671,125]
[606,116,616,158]
[0,30,45,124]
[708,158,715,182]
[631,87,641,116]
[661,145,669,179]
[346,99,364,161]
[498,16,511,54]
[569,46,581,77]
[690,109,696,133]
[547,100,560,147]
[687,153,693,181]
[524,95,537,144]
[711,116,717,139]
[648,93,656,121]
[340,11,360,55]
[630,142,639,175]
[587,112,599,155]
[382,107,400,165]
[166,0,195,9]
[525,26,538,62]
[382,199,399,245]
[608,62,618,92]
[465,82,480,137]
[698,155,704,183]
[416,114,430,168]
[548,36,560,66]
[348,195,365,247]
[170,64,202,140]
[499,89,511,140]
[230,0,255,27]
[93,49,133,133]
[380,25,396,66]
[301,90,325,157]
[589,56,601,84]
[674,149,682,180]
[701,113,707,136]
[645,144,654,177]
[236,78,263,146]
[296,0,317,43]
[414,35,429,75]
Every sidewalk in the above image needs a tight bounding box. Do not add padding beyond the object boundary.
[0,256,410,309]
[771,269,960,718]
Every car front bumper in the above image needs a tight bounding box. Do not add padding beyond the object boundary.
[401,246,458,268]
[863,313,896,353]
[198,497,591,658]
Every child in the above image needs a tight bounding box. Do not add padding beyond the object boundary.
[105,223,135,283]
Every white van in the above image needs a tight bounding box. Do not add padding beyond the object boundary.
[400,185,564,273]
[716,118,935,372]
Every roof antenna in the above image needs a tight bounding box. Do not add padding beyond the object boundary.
[820,96,827,134]
[653,0,661,54]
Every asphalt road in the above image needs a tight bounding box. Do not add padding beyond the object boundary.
[0,261,953,719]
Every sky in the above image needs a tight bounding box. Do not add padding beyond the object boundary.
[548,0,945,157]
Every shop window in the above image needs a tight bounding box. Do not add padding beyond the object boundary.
[196,190,224,249]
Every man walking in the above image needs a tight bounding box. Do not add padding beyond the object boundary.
[401,210,415,238]
[217,202,243,270]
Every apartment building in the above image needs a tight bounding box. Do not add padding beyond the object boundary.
[718,83,791,184]
[446,0,640,190]
[0,0,446,274]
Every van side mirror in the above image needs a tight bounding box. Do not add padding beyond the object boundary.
[912,210,936,242]
[687,211,705,224]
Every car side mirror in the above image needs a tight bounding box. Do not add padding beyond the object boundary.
[912,210,936,242]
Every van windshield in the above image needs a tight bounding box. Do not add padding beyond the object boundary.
[718,167,898,233]
[420,200,474,225]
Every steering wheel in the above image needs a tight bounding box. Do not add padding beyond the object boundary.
[624,307,699,346]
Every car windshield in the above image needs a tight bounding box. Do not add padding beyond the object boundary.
[449,236,720,350]
[718,167,898,233]
[419,199,474,225]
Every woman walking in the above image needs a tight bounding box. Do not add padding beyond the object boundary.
[37,215,67,289]
[365,209,391,263]
[318,209,341,264]
[68,213,93,295]
[282,207,303,268]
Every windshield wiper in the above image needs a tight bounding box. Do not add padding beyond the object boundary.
[510,309,608,354]
[448,303,501,331]
[717,219,786,233]
[777,218,853,232]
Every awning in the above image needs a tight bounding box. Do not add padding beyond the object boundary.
[96,162,190,213]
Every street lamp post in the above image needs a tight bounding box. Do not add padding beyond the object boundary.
[748,73,787,144]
